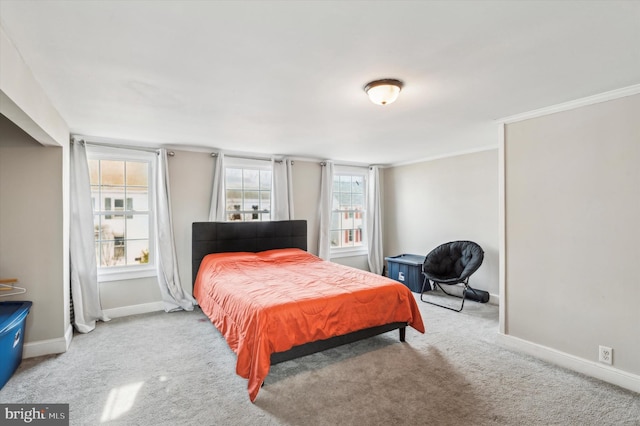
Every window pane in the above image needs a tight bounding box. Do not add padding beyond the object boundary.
[331,212,340,229]
[126,161,148,186]
[332,177,340,192]
[95,242,101,266]
[243,191,259,211]
[127,188,149,211]
[105,214,125,238]
[354,228,363,247]
[127,240,149,265]
[114,235,125,265]
[93,216,101,242]
[260,191,271,212]
[97,221,110,241]
[343,212,353,228]
[330,193,340,210]
[91,186,100,211]
[100,241,118,266]
[260,170,272,190]
[344,230,354,247]
[330,231,341,248]
[339,192,351,207]
[97,226,125,266]
[243,169,259,190]
[226,168,242,189]
[126,215,149,239]
[226,189,242,211]
[102,188,125,211]
[339,175,351,192]
[101,160,125,185]
[88,159,99,185]
[351,176,363,193]
[352,194,364,209]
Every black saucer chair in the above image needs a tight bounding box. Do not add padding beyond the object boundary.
[420,241,487,312]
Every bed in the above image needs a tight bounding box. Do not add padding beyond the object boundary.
[192,220,425,401]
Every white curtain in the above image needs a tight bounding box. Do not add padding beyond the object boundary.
[272,158,294,220]
[208,153,226,221]
[318,161,334,260]
[69,139,109,333]
[156,149,196,312]
[367,166,384,275]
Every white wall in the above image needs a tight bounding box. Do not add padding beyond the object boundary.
[0,115,66,343]
[1,22,71,355]
[291,160,321,256]
[168,150,214,290]
[383,150,499,297]
[99,277,161,312]
[503,93,640,378]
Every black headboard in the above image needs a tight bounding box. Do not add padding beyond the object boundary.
[192,220,308,285]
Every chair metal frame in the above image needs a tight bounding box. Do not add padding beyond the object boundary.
[420,275,483,312]
[419,240,485,312]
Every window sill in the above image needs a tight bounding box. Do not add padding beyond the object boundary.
[330,248,368,259]
[98,266,157,283]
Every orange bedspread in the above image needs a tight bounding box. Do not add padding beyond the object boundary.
[194,248,425,401]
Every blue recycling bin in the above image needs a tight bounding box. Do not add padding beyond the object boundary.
[385,254,426,293]
[0,301,32,389]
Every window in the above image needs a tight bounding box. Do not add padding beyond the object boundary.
[330,170,366,254]
[224,157,272,222]
[87,147,156,281]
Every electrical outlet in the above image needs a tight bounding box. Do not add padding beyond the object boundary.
[598,345,613,365]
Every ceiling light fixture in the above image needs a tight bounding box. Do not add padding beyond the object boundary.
[363,79,403,105]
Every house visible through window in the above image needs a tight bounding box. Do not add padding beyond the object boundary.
[331,172,366,251]
[87,149,154,273]
[224,157,272,222]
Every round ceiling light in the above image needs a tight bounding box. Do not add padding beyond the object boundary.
[363,79,403,105]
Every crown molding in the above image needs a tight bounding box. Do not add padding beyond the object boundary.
[497,84,640,124]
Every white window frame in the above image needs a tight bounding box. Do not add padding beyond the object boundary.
[86,146,157,282]
[330,166,368,258]
[224,156,273,222]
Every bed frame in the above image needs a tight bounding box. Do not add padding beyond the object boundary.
[192,220,407,366]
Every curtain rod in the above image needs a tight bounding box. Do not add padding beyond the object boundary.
[320,161,372,169]
[74,139,162,154]
[212,152,283,163]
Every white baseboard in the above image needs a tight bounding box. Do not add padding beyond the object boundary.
[488,293,499,305]
[103,301,164,319]
[22,303,163,359]
[497,333,640,394]
[23,323,73,359]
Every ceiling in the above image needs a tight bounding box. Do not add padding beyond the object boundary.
[1,1,639,165]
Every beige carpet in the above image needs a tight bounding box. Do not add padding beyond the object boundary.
[1,294,638,425]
